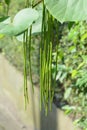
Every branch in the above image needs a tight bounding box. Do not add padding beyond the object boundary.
[32,0,42,8]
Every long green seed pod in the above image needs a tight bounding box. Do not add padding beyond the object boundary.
[23,31,29,108]
[28,26,34,92]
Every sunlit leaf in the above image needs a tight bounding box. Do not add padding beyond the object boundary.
[32,3,42,34]
[16,7,42,42]
[64,88,72,100]
[31,9,42,34]
[13,8,39,32]
[71,70,77,78]
[0,8,39,36]
[0,34,4,39]
[0,24,17,36]
[69,46,76,53]
[60,73,67,82]
[77,62,85,70]
[82,55,87,63]
[81,33,87,41]
[62,105,76,114]
[45,0,87,22]
[2,17,11,24]
[56,71,62,80]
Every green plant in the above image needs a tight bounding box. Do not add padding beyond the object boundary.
[57,22,87,129]
[0,0,87,117]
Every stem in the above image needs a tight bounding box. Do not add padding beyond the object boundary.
[28,26,34,92]
[32,0,42,8]
[40,1,45,110]
[23,31,29,109]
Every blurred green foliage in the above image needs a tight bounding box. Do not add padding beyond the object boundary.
[52,22,87,130]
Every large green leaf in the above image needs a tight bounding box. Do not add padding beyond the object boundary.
[0,8,39,36]
[16,10,42,42]
[44,0,87,22]
[31,3,43,34]
[13,8,39,32]
[0,24,22,36]
[16,5,42,42]
[0,17,11,38]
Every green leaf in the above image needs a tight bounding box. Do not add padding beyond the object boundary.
[31,9,42,34]
[0,8,39,36]
[32,3,42,34]
[82,55,87,63]
[69,46,76,53]
[56,71,62,80]
[64,88,72,100]
[2,17,11,24]
[0,23,7,30]
[0,24,16,36]
[71,70,77,78]
[81,33,87,41]
[13,8,39,32]
[62,105,76,114]
[68,22,75,30]
[44,0,87,22]
[16,7,42,42]
[0,16,10,22]
[0,33,4,39]
[60,73,67,82]
[77,62,85,70]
